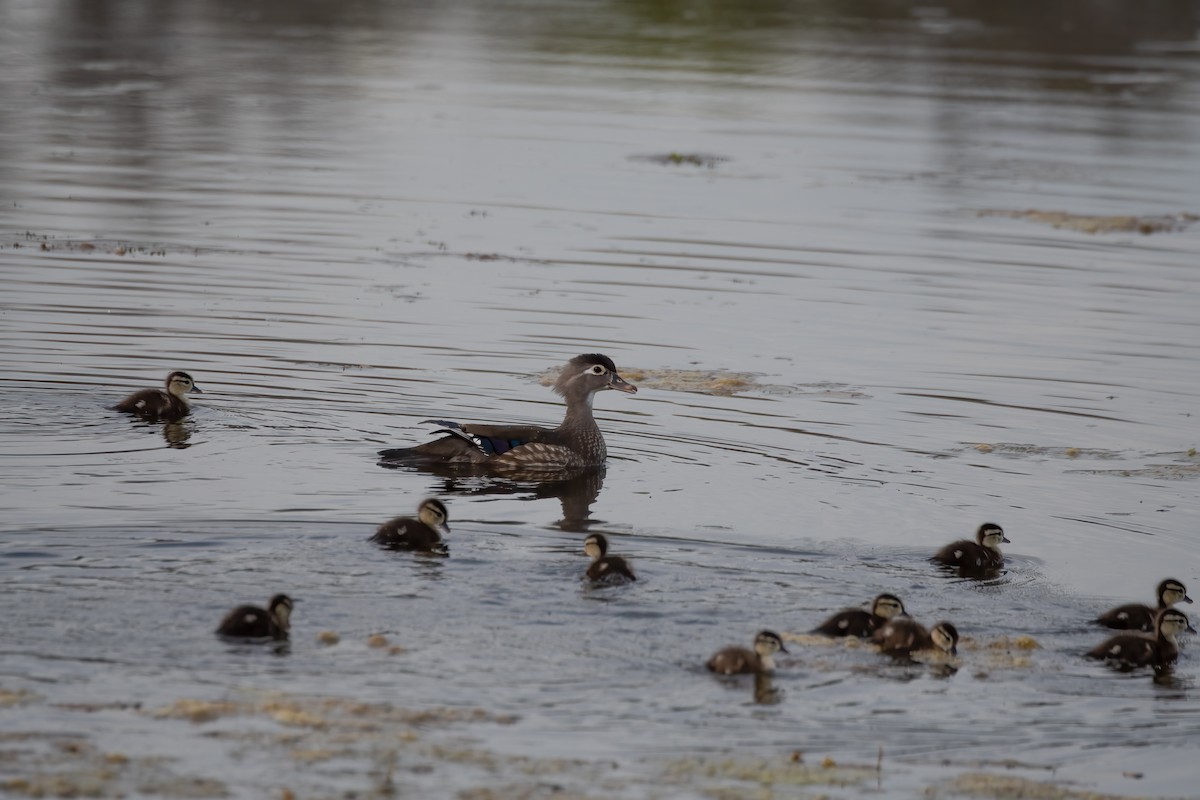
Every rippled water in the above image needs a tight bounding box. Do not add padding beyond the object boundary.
[2,0,1200,797]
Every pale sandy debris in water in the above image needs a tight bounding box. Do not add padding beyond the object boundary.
[537,367,864,398]
[942,772,1149,799]
[977,209,1198,235]
[316,630,340,645]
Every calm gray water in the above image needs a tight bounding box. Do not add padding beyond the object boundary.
[2,1,1200,797]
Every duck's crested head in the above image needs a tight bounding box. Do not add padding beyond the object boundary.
[583,532,608,559]
[930,621,959,655]
[872,593,906,620]
[1157,608,1195,637]
[754,630,788,656]
[553,353,637,398]
[268,594,295,631]
[977,523,1008,547]
[418,498,449,530]
[166,371,202,397]
[1159,578,1192,606]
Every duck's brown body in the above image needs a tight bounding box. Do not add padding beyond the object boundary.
[1087,608,1194,670]
[1093,579,1192,632]
[216,594,293,639]
[813,594,905,638]
[378,354,636,471]
[706,631,787,675]
[873,618,958,658]
[370,499,449,552]
[583,533,636,583]
[114,371,202,422]
[931,523,1008,576]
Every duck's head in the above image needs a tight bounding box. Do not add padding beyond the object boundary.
[976,523,1008,549]
[754,630,788,657]
[1158,579,1193,608]
[166,371,202,399]
[268,594,295,632]
[418,498,449,533]
[930,621,959,655]
[553,354,637,402]
[583,532,608,560]
[872,594,906,620]
[1156,608,1196,639]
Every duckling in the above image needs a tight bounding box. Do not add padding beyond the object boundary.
[113,370,202,421]
[370,498,449,552]
[931,523,1009,576]
[813,593,906,638]
[583,532,636,583]
[378,354,637,471]
[216,594,294,639]
[873,618,959,658]
[1093,578,1193,632]
[707,630,788,675]
[1086,607,1195,671]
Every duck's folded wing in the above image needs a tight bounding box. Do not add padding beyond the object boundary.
[377,421,550,461]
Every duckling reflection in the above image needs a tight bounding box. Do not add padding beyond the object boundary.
[753,672,784,705]
[162,420,192,449]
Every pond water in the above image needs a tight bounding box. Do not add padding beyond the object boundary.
[2,0,1200,797]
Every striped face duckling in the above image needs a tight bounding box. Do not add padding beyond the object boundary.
[216,594,294,639]
[1093,579,1192,632]
[707,630,788,675]
[583,532,636,583]
[113,370,202,421]
[370,498,449,552]
[1087,608,1195,671]
[873,618,959,658]
[813,593,906,638]
[932,523,1008,576]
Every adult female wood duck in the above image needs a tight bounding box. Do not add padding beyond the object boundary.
[370,498,449,552]
[583,532,636,583]
[813,593,905,638]
[872,618,959,658]
[931,523,1009,576]
[1087,608,1195,671]
[378,354,637,471]
[216,594,294,639]
[707,631,788,675]
[1093,579,1192,632]
[113,371,202,421]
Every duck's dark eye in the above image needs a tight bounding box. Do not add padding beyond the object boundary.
[589,365,606,374]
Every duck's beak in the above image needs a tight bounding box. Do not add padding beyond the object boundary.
[1001,533,1011,543]
[1184,594,1194,604]
[950,645,959,656]
[778,643,790,654]
[609,373,637,394]
[191,384,204,394]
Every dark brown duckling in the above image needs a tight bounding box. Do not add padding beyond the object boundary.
[583,532,636,583]
[113,370,202,421]
[216,594,294,639]
[1093,578,1192,632]
[873,618,959,658]
[706,630,788,675]
[1087,608,1194,671]
[370,498,449,552]
[931,523,1008,576]
[378,353,637,471]
[813,593,905,638]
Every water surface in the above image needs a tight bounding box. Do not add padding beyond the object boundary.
[2,1,1200,797]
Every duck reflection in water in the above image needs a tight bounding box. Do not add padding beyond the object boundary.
[381,461,607,533]
[162,420,193,449]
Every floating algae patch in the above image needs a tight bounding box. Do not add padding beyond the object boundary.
[939,772,1150,800]
[536,368,862,398]
[629,152,729,168]
[976,209,1198,235]
[1066,463,1200,481]
[966,443,1124,461]
[662,753,879,796]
